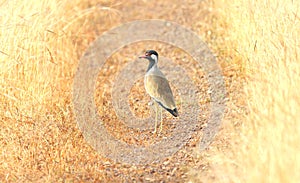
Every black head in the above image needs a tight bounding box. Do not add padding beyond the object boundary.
[145,50,158,58]
[139,50,159,61]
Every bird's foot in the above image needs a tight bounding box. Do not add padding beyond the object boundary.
[152,123,158,134]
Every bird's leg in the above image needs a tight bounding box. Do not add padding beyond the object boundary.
[158,105,163,133]
[153,101,158,134]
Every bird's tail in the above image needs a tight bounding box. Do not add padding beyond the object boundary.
[156,101,179,117]
[167,108,178,117]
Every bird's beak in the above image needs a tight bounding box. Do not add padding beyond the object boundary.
[139,55,147,59]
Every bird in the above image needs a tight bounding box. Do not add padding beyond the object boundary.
[139,50,178,133]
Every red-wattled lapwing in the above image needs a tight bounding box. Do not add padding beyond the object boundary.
[139,50,178,133]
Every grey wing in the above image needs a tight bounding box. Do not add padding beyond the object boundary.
[145,74,176,110]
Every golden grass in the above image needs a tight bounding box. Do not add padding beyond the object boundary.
[1,0,299,182]
[0,0,121,181]
[196,0,300,182]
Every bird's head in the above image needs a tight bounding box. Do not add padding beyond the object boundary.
[139,50,158,63]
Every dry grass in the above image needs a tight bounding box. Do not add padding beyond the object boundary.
[0,0,122,181]
[1,0,299,182]
[191,0,300,182]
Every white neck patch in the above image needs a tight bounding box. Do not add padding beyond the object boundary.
[151,54,158,63]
